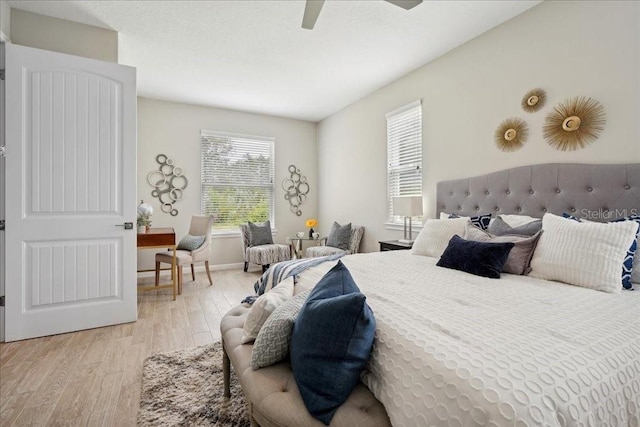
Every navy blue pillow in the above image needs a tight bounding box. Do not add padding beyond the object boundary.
[436,235,514,279]
[290,261,376,425]
[448,213,492,230]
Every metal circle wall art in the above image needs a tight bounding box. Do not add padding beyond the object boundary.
[494,117,529,152]
[282,164,309,216]
[543,96,606,151]
[147,154,187,216]
[521,88,546,113]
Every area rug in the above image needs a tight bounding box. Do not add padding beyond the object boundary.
[138,341,250,426]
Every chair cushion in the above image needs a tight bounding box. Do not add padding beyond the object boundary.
[155,250,193,266]
[249,221,274,246]
[326,222,352,250]
[246,244,291,266]
[176,234,206,251]
[290,261,376,425]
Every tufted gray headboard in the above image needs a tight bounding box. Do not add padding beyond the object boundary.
[436,163,640,222]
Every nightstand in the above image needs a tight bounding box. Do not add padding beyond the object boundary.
[379,240,413,251]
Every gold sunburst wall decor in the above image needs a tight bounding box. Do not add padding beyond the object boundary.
[495,117,529,152]
[521,88,546,113]
[543,96,606,151]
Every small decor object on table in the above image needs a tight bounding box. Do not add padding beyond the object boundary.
[137,200,153,233]
[306,218,317,238]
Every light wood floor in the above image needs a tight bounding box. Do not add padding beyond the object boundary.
[0,268,260,426]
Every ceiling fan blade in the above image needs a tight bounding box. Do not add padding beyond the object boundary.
[385,0,423,10]
[302,0,326,29]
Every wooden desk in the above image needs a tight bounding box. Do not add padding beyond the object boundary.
[137,227,177,300]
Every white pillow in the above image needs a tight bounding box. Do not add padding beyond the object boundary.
[411,217,468,258]
[529,213,638,293]
[242,276,294,343]
[498,214,539,228]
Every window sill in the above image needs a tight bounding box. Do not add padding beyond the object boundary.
[212,229,278,239]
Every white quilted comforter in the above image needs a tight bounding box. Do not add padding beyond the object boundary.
[294,251,640,427]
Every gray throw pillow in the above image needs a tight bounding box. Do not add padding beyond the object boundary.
[464,223,542,275]
[248,221,274,246]
[176,234,206,251]
[488,217,542,236]
[326,222,352,250]
[251,289,312,370]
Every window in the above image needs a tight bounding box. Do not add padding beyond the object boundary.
[201,131,275,231]
[386,100,422,224]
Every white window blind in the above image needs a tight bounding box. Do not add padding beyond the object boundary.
[386,100,423,224]
[201,131,275,231]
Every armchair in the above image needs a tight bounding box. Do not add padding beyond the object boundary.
[240,224,291,272]
[306,225,365,258]
[155,215,214,294]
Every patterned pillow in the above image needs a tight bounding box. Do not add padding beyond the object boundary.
[248,221,274,246]
[326,222,351,250]
[251,289,312,369]
[176,234,206,251]
[443,212,492,230]
[614,215,640,286]
[242,277,294,344]
[562,213,640,289]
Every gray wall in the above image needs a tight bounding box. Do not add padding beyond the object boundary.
[137,98,318,270]
[317,0,640,253]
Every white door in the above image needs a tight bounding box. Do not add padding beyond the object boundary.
[4,44,137,341]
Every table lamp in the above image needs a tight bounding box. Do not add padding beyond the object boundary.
[393,196,423,243]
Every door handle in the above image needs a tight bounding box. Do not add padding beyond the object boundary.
[116,222,134,230]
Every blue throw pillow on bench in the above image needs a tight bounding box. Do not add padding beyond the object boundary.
[290,261,376,425]
[437,235,514,279]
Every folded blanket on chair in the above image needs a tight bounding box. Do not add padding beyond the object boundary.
[241,253,345,305]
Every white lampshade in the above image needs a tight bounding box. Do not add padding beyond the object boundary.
[393,196,423,217]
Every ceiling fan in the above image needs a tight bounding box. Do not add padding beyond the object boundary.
[302,0,423,30]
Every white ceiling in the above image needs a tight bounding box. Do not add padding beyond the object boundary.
[8,0,541,122]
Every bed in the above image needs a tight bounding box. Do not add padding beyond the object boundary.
[221,163,640,426]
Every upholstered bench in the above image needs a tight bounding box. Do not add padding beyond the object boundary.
[220,305,391,427]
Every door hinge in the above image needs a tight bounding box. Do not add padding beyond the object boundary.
[0,220,4,231]
[0,146,5,158]
[0,70,4,80]
[0,296,4,307]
